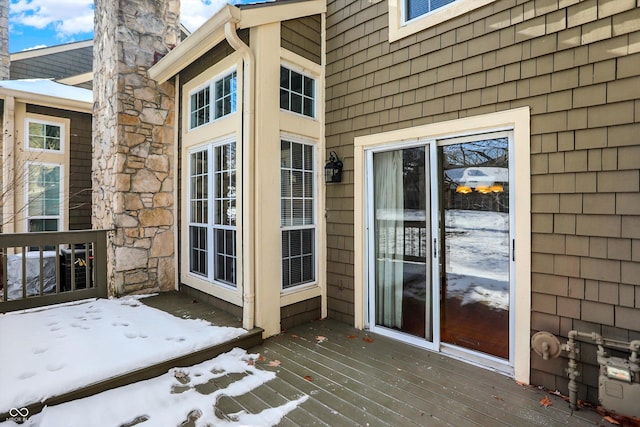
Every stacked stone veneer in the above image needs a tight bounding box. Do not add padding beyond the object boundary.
[0,0,9,80]
[93,0,180,296]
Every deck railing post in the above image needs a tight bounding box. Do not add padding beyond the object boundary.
[95,231,109,299]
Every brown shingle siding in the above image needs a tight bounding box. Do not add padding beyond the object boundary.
[326,0,640,400]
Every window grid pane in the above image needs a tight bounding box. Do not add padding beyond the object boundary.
[281,229,315,289]
[190,87,210,129]
[279,66,315,118]
[280,140,314,227]
[189,226,208,277]
[28,122,61,151]
[281,140,315,289]
[27,164,61,220]
[214,71,237,119]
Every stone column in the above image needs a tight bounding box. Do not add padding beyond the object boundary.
[0,0,9,80]
[93,0,180,296]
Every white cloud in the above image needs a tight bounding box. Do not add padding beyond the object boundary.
[9,0,233,42]
[180,0,229,33]
[9,0,94,38]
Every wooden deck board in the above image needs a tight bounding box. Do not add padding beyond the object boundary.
[310,335,572,425]
[267,337,497,426]
[240,319,604,426]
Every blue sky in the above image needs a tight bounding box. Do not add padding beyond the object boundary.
[8,0,256,53]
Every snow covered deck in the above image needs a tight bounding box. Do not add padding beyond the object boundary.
[1,293,608,426]
[0,292,262,422]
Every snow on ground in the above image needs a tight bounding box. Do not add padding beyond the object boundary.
[444,209,510,309]
[1,348,308,427]
[393,209,510,310]
[0,297,247,413]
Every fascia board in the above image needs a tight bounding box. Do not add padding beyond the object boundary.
[238,0,326,29]
[0,89,92,114]
[10,40,93,61]
[57,72,93,86]
[149,5,241,84]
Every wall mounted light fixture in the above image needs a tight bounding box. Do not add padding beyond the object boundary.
[325,151,343,183]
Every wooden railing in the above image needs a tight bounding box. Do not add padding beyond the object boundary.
[0,230,109,312]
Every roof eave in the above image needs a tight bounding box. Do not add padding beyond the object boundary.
[148,0,326,84]
[149,5,241,84]
[0,89,92,114]
[238,0,325,30]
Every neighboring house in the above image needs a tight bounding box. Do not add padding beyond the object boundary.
[0,28,191,236]
[151,0,640,405]
[0,41,94,234]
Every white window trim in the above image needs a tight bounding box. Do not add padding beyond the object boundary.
[24,161,64,232]
[25,117,65,153]
[280,135,319,294]
[186,137,238,291]
[388,0,497,42]
[187,66,238,131]
[353,107,531,384]
[187,82,211,131]
[279,61,317,120]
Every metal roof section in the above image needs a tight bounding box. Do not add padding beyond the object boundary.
[149,0,325,83]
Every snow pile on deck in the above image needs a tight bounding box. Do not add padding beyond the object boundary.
[0,297,246,413]
[2,348,307,427]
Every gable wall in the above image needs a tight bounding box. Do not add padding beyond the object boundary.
[282,15,322,65]
[10,46,93,81]
[325,0,640,402]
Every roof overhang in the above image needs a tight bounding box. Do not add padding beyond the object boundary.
[10,39,93,60]
[149,0,326,84]
[0,80,92,114]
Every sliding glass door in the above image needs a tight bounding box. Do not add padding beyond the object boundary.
[371,146,432,341]
[368,132,512,364]
[438,137,510,359]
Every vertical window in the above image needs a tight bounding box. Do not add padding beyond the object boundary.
[190,86,210,129]
[188,142,237,286]
[26,163,61,232]
[406,0,458,21]
[189,150,208,276]
[214,71,237,119]
[213,143,236,285]
[27,120,62,151]
[280,66,315,118]
[281,140,315,289]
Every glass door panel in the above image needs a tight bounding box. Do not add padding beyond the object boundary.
[438,138,510,359]
[372,147,431,340]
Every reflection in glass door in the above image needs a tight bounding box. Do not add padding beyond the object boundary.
[439,137,510,359]
[372,147,431,340]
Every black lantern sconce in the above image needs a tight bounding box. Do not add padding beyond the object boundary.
[325,151,343,183]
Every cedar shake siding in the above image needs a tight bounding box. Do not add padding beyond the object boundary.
[282,15,322,65]
[10,45,93,83]
[325,0,640,402]
[281,297,322,331]
[26,105,93,230]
